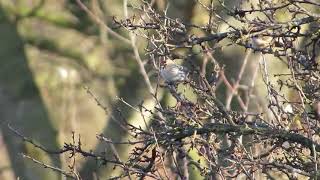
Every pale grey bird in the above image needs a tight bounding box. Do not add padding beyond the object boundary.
[160,60,188,84]
[250,36,272,49]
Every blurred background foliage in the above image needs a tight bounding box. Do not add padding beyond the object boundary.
[0,0,318,179]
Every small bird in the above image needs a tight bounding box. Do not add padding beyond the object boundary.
[289,114,303,131]
[160,60,188,84]
[250,36,273,49]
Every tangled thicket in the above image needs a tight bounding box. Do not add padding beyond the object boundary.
[12,0,320,179]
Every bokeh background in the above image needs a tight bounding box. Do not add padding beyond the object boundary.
[0,0,318,179]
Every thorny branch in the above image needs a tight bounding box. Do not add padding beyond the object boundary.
[10,0,320,179]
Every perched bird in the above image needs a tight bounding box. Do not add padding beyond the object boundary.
[250,36,273,49]
[289,114,303,131]
[160,60,188,84]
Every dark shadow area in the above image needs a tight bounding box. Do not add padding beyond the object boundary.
[79,66,144,179]
[0,7,61,180]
